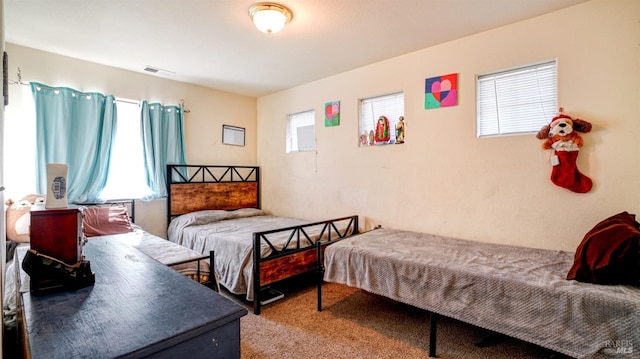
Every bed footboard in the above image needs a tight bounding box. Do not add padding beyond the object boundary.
[168,251,219,291]
[252,215,359,314]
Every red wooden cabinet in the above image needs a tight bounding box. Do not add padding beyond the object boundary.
[29,205,83,264]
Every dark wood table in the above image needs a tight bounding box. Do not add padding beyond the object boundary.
[15,235,247,358]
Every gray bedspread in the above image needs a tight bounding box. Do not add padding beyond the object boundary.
[168,209,310,300]
[119,229,210,280]
[324,228,640,358]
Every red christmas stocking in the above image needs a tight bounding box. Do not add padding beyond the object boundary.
[550,150,592,193]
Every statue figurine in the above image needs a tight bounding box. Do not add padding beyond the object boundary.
[360,132,368,146]
[368,130,375,146]
[374,116,391,143]
[395,116,405,144]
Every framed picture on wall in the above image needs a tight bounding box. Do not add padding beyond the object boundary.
[222,125,245,146]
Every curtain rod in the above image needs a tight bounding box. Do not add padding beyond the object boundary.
[8,67,28,86]
[8,68,191,112]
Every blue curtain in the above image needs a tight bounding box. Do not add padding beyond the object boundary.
[141,101,187,199]
[31,82,117,203]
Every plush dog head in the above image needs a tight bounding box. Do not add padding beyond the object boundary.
[5,194,46,243]
[536,114,592,140]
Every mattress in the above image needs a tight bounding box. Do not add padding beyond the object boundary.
[168,208,340,300]
[103,229,211,283]
[324,228,640,359]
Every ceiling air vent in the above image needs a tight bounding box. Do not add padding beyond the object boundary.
[143,66,175,75]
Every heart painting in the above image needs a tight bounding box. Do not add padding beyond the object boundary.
[425,73,458,109]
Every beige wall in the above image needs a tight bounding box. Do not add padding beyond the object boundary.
[4,44,257,237]
[257,0,640,252]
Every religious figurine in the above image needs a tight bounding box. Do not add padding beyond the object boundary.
[395,116,405,144]
[368,130,375,146]
[360,132,368,146]
[375,116,390,143]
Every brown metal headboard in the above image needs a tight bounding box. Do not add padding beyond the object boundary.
[166,165,260,225]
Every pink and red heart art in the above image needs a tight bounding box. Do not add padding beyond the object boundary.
[425,73,458,109]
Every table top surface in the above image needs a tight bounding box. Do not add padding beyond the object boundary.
[17,235,247,358]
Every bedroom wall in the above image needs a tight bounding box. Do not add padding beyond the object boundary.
[3,44,257,237]
[256,0,640,252]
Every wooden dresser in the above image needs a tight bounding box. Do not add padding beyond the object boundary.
[15,236,247,358]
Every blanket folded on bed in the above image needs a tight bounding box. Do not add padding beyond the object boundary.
[566,211,640,285]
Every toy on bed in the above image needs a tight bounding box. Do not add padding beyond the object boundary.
[5,194,46,243]
[536,112,593,193]
[5,194,46,263]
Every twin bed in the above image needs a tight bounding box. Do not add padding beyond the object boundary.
[80,200,214,287]
[318,226,640,358]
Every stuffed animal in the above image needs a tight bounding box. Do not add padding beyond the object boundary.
[536,114,593,193]
[5,194,46,243]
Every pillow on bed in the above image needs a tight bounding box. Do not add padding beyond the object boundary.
[167,208,266,243]
[566,211,640,285]
[172,208,265,227]
[83,206,134,237]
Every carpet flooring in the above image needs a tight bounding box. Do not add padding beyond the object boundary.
[220,278,567,359]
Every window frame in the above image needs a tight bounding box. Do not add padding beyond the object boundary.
[476,60,557,138]
[358,91,405,146]
[286,109,316,153]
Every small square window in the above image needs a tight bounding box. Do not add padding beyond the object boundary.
[477,60,557,137]
[287,110,315,153]
[359,92,404,146]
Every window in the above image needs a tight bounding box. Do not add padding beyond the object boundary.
[477,60,557,137]
[359,92,404,146]
[286,110,315,153]
[3,85,37,200]
[99,100,152,200]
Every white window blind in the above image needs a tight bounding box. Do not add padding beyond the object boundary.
[477,60,557,137]
[359,92,404,146]
[287,110,315,153]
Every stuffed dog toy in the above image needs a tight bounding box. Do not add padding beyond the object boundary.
[536,114,592,151]
[536,114,593,193]
[6,194,46,243]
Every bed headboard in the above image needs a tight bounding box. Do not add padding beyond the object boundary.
[166,165,260,224]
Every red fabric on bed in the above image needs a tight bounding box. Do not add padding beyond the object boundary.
[566,211,640,285]
[83,206,134,237]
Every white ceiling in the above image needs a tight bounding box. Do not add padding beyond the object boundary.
[4,0,587,98]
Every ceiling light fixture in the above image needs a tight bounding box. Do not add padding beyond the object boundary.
[248,2,292,35]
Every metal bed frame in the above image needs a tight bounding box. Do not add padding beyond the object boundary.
[167,164,359,314]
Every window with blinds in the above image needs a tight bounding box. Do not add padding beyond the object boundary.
[286,110,315,153]
[359,91,404,146]
[476,60,557,137]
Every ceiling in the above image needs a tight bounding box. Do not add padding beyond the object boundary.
[4,0,588,98]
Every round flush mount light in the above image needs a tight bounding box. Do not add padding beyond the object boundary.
[248,2,293,35]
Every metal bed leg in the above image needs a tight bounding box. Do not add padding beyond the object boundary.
[254,295,261,315]
[209,251,218,292]
[253,234,261,315]
[316,242,323,312]
[429,312,438,357]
